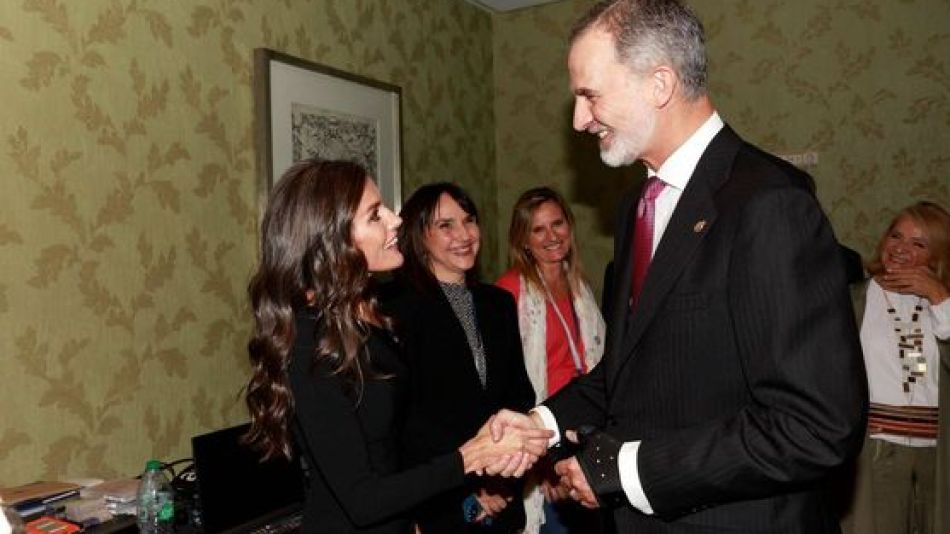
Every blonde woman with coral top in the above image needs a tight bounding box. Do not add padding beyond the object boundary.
[497,187,606,534]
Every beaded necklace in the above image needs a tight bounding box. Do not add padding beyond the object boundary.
[882,290,925,393]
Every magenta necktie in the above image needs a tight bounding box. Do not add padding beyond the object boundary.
[630,176,666,306]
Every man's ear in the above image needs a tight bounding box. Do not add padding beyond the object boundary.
[651,65,677,108]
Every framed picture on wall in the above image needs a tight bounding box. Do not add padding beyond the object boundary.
[253,48,403,212]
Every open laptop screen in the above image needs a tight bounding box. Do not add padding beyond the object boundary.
[191,423,304,533]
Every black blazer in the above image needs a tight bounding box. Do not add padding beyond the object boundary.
[384,280,535,533]
[546,126,868,533]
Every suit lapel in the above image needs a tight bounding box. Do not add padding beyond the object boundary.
[613,127,742,377]
[607,192,639,346]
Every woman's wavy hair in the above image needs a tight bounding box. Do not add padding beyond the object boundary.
[507,187,586,294]
[397,182,481,292]
[867,201,950,288]
[243,159,391,460]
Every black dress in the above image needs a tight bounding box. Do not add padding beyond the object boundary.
[383,281,536,533]
[288,309,465,533]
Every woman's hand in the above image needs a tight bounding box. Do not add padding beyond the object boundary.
[460,413,553,477]
[473,487,511,521]
[879,265,950,304]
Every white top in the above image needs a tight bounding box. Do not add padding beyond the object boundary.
[535,111,724,515]
[862,278,950,447]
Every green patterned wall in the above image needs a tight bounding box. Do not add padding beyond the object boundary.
[0,0,494,486]
[492,0,950,292]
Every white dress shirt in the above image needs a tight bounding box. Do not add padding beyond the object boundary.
[534,112,724,515]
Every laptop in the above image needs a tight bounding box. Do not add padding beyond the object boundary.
[191,423,304,533]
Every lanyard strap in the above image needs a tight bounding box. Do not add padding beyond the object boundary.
[535,266,584,375]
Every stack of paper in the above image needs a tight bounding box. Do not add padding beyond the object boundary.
[80,479,140,516]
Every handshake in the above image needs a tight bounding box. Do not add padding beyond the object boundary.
[457,409,606,509]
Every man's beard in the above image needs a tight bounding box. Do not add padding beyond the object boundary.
[599,109,656,168]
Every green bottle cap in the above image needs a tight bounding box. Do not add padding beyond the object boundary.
[145,459,163,471]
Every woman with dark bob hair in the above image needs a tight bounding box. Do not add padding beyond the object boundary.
[383,182,537,533]
[244,161,550,533]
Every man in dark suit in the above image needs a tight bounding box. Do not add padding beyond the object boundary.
[492,1,867,532]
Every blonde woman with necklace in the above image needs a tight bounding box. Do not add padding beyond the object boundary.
[497,187,606,534]
[842,201,950,534]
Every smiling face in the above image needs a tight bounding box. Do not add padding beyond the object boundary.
[351,178,403,273]
[569,26,658,168]
[880,214,932,271]
[526,201,572,266]
[423,193,480,283]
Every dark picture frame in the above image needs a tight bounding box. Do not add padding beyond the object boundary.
[253,48,403,212]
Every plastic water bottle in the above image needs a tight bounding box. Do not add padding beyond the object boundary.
[137,459,175,533]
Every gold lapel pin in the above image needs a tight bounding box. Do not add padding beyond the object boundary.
[693,220,707,233]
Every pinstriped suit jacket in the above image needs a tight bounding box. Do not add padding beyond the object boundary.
[545,126,868,533]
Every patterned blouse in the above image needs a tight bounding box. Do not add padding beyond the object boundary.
[439,281,488,388]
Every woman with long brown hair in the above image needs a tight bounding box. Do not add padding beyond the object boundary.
[496,187,605,534]
[243,160,549,533]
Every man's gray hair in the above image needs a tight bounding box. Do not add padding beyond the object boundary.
[571,0,708,100]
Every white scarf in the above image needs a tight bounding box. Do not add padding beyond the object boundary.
[517,273,605,533]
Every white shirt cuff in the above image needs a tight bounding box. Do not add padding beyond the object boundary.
[530,406,561,448]
[619,441,654,515]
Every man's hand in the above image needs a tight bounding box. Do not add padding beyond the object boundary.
[554,457,599,509]
[488,408,547,442]
[540,477,571,503]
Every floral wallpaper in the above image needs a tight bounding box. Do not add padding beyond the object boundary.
[0,0,494,486]
[492,0,950,293]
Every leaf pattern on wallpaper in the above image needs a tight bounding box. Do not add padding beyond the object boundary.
[908,55,950,92]
[83,443,119,481]
[12,328,126,477]
[41,436,86,479]
[0,223,24,245]
[835,42,876,80]
[131,62,170,121]
[187,2,252,81]
[21,51,64,90]
[29,244,79,288]
[179,66,255,232]
[144,405,185,461]
[23,0,75,46]
[0,430,31,463]
[86,3,127,45]
[136,7,173,47]
[840,0,882,22]
[192,388,216,429]
[201,319,238,357]
[155,309,198,340]
[903,94,947,125]
[103,351,143,408]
